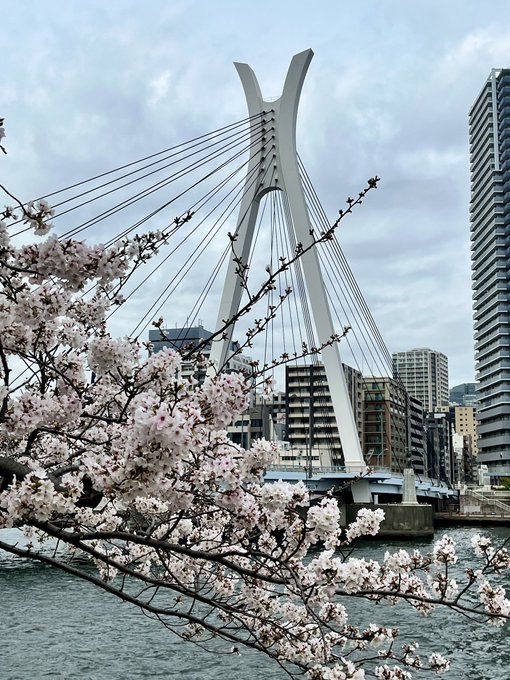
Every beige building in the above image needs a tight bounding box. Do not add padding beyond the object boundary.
[452,405,478,457]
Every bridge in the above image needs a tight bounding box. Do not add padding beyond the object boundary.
[265,465,458,507]
[17,49,440,506]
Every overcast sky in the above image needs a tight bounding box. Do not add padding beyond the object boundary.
[4,0,510,387]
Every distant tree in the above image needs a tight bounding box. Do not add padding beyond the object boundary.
[0,133,509,679]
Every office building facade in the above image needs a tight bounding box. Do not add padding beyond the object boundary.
[426,411,454,484]
[470,69,510,481]
[407,394,427,475]
[363,377,408,473]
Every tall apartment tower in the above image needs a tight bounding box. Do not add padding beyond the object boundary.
[469,69,510,482]
[392,348,449,412]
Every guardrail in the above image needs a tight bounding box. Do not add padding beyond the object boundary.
[266,465,448,487]
[477,489,510,499]
[265,466,456,498]
[465,487,510,513]
[266,464,368,474]
[266,465,410,475]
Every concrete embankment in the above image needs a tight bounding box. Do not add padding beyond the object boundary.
[434,513,510,528]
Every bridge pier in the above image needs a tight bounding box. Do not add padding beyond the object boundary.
[346,502,434,538]
[350,478,372,503]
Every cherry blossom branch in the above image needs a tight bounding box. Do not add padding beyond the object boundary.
[177,177,379,371]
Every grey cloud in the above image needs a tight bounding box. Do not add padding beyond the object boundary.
[6,1,510,387]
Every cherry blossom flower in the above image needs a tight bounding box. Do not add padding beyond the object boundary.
[0,177,509,679]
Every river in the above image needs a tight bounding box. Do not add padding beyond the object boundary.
[1,526,509,679]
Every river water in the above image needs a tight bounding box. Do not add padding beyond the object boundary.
[1,526,509,680]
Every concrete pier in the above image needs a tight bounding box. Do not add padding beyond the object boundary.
[346,503,434,538]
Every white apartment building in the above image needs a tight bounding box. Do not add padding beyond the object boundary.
[392,348,449,412]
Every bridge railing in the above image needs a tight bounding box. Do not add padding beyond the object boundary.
[474,489,510,499]
[265,465,454,494]
[266,464,343,474]
[265,464,389,475]
[464,487,510,514]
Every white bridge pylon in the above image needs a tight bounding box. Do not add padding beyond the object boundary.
[209,49,368,477]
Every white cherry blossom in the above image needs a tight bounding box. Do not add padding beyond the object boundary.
[0,178,509,679]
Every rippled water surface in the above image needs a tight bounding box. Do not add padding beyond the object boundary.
[1,526,509,679]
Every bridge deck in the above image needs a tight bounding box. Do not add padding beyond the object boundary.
[264,466,458,501]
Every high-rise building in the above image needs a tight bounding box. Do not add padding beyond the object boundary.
[392,348,449,412]
[449,382,478,407]
[469,70,510,482]
[148,324,253,381]
[285,362,364,468]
